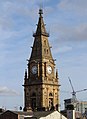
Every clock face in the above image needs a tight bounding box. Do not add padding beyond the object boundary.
[31,66,37,74]
[47,66,52,74]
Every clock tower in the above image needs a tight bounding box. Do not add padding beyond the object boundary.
[23,9,60,111]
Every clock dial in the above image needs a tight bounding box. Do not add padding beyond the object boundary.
[31,66,37,74]
[47,66,52,74]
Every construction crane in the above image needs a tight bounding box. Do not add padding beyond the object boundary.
[68,77,87,101]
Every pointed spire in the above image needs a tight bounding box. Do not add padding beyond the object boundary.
[33,9,49,37]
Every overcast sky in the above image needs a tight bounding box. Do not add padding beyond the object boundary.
[0,0,87,110]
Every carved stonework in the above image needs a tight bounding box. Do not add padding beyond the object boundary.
[23,9,60,112]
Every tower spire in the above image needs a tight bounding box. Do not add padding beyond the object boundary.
[31,9,52,60]
[33,9,49,37]
[23,9,60,112]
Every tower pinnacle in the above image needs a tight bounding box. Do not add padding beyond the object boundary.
[33,9,49,37]
[39,8,43,16]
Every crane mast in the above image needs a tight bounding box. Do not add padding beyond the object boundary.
[68,77,87,101]
[68,77,76,100]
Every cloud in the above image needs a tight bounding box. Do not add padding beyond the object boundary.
[66,23,87,41]
[74,24,87,40]
[59,51,87,68]
[53,46,72,54]
[50,22,87,42]
[0,0,51,22]
[0,86,20,96]
[58,0,87,16]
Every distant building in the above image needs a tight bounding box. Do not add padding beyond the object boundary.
[76,101,87,114]
[64,98,87,114]
[83,108,87,119]
[64,98,78,110]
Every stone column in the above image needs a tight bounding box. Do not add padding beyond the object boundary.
[42,62,44,81]
[47,87,49,109]
[53,88,55,107]
[37,62,39,77]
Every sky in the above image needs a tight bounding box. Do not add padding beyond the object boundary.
[0,0,87,110]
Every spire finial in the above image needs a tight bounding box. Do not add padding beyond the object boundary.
[39,8,43,16]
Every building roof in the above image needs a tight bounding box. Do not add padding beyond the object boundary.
[0,110,54,119]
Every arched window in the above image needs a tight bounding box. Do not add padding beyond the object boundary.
[44,40,46,45]
[44,48,46,53]
[31,92,36,97]
[47,49,48,54]
[49,93,53,96]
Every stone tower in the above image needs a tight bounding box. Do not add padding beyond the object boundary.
[23,9,60,111]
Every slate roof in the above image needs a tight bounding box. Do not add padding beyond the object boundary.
[0,110,54,119]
